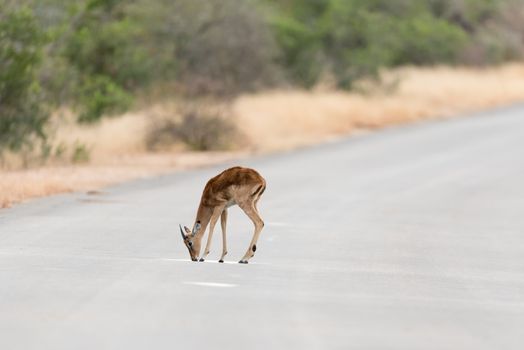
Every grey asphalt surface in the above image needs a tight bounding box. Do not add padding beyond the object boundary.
[1,105,524,350]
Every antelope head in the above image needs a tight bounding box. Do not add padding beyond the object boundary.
[179,222,202,261]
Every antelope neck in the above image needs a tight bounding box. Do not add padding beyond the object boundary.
[193,204,213,240]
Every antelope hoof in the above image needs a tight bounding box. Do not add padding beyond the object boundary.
[238,260,248,264]
[199,258,205,262]
[218,259,224,263]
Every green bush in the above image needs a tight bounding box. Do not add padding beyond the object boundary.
[270,0,473,88]
[392,14,468,65]
[320,4,398,87]
[76,75,132,123]
[0,6,49,153]
[62,0,153,122]
[270,14,323,87]
[65,17,151,90]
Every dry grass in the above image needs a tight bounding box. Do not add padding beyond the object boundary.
[234,63,524,151]
[0,151,245,208]
[2,63,524,208]
[49,109,152,163]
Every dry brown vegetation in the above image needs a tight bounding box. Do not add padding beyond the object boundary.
[2,64,524,208]
[235,64,524,151]
[0,152,245,208]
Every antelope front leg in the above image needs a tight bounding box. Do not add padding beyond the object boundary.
[200,206,223,262]
[218,208,228,263]
[238,202,264,264]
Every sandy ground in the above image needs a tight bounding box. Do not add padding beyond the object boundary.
[2,63,524,208]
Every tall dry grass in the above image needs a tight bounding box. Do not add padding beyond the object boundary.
[2,63,524,207]
[234,64,524,151]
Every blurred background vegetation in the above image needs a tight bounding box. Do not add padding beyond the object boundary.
[1,0,524,160]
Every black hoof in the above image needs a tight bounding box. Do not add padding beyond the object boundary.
[199,258,205,262]
[218,259,224,263]
[238,260,248,264]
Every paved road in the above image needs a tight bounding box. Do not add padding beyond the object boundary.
[1,106,524,349]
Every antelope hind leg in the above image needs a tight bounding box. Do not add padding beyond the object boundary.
[238,202,264,264]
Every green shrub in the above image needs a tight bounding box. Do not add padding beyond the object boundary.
[66,18,151,90]
[270,0,473,88]
[62,0,152,122]
[392,14,468,65]
[322,6,399,87]
[0,6,49,154]
[270,14,323,87]
[76,75,132,123]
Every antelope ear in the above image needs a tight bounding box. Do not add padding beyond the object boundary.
[179,224,186,240]
[183,226,191,234]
